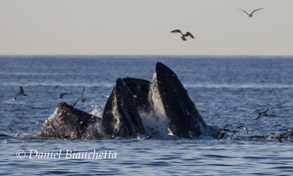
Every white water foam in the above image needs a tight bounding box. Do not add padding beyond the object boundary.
[111,92,121,134]
[90,107,102,119]
[40,107,76,138]
[139,73,171,139]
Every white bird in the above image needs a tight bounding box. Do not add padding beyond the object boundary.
[238,8,264,18]
[166,126,174,136]
[171,29,194,41]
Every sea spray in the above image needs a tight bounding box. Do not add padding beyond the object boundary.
[139,73,171,139]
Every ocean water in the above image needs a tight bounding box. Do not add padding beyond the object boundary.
[0,55,293,175]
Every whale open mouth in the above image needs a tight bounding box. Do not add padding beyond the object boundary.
[39,62,219,140]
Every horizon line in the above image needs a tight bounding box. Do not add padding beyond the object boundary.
[0,54,293,57]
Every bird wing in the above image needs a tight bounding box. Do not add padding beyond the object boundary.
[223,124,232,129]
[236,126,248,133]
[72,99,80,106]
[251,8,264,15]
[231,130,237,138]
[80,87,86,102]
[238,9,250,16]
[9,127,19,137]
[166,126,174,136]
[81,87,86,97]
[181,36,187,41]
[171,29,182,34]
[217,132,226,140]
[255,113,262,120]
[263,109,269,113]
[14,93,20,98]
[185,32,194,38]
[255,115,261,120]
[20,86,24,94]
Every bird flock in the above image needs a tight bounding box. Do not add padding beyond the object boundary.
[216,107,293,143]
[171,8,264,41]
[217,122,293,143]
[12,86,87,107]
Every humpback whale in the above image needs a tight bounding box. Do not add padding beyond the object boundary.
[122,77,151,111]
[150,62,218,138]
[102,78,145,138]
[40,102,99,139]
[40,62,219,140]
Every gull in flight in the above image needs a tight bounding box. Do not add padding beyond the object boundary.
[171,29,194,41]
[255,109,269,120]
[238,8,264,18]
[217,124,232,140]
[12,86,27,101]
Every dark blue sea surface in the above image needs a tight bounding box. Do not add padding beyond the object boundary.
[0,55,293,175]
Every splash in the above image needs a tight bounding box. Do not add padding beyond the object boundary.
[111,92,121,134]
[139,73,171,139]
[90,102,102,118]
[40,106,92,139]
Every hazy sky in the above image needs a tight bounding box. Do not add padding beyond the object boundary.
[0,0,292,55]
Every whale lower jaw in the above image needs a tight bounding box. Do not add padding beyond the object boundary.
[40,62,219,139]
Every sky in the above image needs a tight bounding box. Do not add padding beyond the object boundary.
[0,0,292,56]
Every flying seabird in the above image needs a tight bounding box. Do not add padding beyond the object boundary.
[255,109,269,120]
[73,87,86,106]
[9,127,20,137]
[217,124,232,140]
[238,8,264,18]
[12,86,27,101]
[171,29,194,41]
